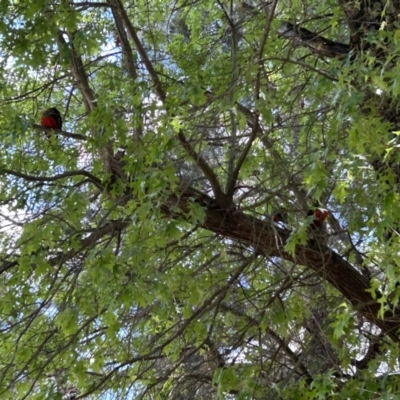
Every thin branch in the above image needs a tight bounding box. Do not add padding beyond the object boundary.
[2,169,103,189]
[221,302,313,383]
[49,220,129,266]
[255,0,279,97]
[107,0,143,140]
[77,257,252,398]
[32,124,88,140]
[265,57,339,81]
[226,1,279,201]
[226,125,257,200]
[70,1,110,9]
[176,131,227,206]
[216,0,234,29]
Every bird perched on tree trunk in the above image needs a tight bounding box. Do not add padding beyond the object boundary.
[308,207,328,230]
[40,107,62,137]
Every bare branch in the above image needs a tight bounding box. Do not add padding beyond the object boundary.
[32,124,88,141]
[2,169,103,189]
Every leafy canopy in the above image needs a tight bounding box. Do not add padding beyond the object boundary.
[0,0,399,398]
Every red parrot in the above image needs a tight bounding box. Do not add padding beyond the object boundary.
[272,211,288,229]
[273,213,285,224]
[40,108,62,137]
[308,207,328,230]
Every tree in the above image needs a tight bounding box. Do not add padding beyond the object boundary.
[0,0,399,398]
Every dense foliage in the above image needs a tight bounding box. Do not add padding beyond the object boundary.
[0,0,400,398]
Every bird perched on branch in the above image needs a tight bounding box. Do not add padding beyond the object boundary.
[40,107,62,137]
[272,210,288,229]
[308,207,328,230]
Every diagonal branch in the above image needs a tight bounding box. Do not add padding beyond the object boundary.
[50,219,129,265]
[113,0,226,206]
[58,29,124,192]
[235,102,309,209]
[111,0,166,102]
[107,0,143,140]
[107,0,137,81]
[265,56,338,81]
[57,31,98,112]
[221,302,313,383]
[278,22,351,58]
[0,220,129,278]
[225,125,257,200]
[255,0,279,98]
[226,0,278,202]
[176,132,227,207]
[3,176,400,342]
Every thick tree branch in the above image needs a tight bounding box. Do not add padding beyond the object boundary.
[3,177,399,342]
[162,186,400,342]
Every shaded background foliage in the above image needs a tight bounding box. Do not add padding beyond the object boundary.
[0,0,400,398]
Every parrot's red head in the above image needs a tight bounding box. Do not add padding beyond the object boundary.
[314,208,328,222]
[309,207,328,229]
